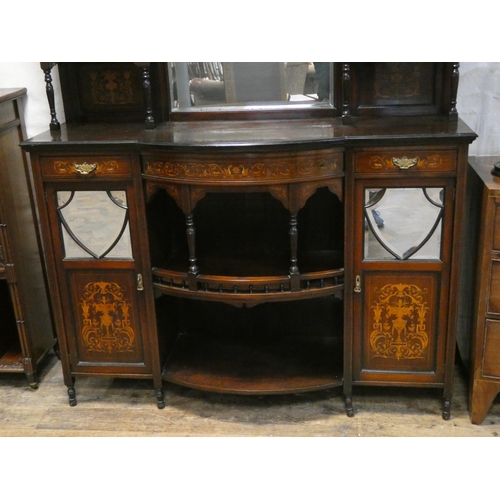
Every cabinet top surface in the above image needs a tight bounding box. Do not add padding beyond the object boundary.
[22,116,477,151]
[469,156,500,192]
[0,88,26,105]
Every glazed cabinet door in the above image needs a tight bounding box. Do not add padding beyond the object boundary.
[46,186,151,368]
[351,179,455,385]
[35,165,164,407]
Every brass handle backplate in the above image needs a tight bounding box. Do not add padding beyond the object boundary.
[73,162,98,175]
[354,275,362,293]
[392,157,418,170]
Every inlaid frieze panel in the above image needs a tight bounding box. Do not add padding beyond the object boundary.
[41,156,132,178]
[143,149,343,183]
[355,149,457,173]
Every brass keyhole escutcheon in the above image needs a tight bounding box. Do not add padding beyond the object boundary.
[354,275,362,293]
[137,273,144,291]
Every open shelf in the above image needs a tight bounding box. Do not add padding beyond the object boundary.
[163,333,343,394]
[158,294,343,394]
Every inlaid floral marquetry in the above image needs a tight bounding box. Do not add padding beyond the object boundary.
[41,157,132,177]
[90,70,136,105]
[80,281,135,354]
[374,62,422,98]
[145,155,341,182]
[355,149,457,173]
[370,283,429,360]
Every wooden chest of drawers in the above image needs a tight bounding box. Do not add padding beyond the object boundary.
[459,156,500,423]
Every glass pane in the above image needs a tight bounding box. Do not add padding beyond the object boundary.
[170,62,333,112]
[364,187,443,261]
[57,190,132,259]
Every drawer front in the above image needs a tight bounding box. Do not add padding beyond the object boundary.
[354,147,457,174]
[143,148,344,184]
[492,204,500,251]
[482,319,500,379]
[488,259,500,315]
[40,156,132,179]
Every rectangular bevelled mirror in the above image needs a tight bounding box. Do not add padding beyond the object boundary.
[168,62,334,114]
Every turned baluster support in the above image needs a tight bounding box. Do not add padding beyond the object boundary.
[40,62,60,132]
[448,62,459,121]
[135,62,156,129]
[289,212,300,291]
[186,213,198,289]
[342,63,352,124]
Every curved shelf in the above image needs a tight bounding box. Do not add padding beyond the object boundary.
[162,333,343,395]
[152,257,344,305]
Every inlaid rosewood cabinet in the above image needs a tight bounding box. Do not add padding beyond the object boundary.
[0,88,55,386]
[23,63,476,417]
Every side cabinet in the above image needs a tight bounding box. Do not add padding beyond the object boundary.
[0,88,55,386]
[27,150,165,408]
[345,144,469,419]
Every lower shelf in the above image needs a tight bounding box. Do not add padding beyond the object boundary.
[0,343,24,372]
[162,333,343,395]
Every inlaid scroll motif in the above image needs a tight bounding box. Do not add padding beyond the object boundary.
[80,281,135,353]
[53,160,121,174]
[370,283,429,360]
[90,70,135,105]
[146,157,338,181]
[367,155,443,170]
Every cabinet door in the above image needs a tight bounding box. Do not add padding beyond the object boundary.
[47,187,153,375]
[352,180,454,384]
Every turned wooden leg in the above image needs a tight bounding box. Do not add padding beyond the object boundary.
[68,386,77,407]
[53,340,61,360]
[156,387,165,409]
[470,379,500,425]
[344,394,354,417]
[26,372,38,389]
[442,398,451,420]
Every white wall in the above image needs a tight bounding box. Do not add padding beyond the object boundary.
[0,62,498,156]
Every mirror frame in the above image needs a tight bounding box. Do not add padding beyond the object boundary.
[167,62,342,121]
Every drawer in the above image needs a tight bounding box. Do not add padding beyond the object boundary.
[354,147,457,174]
[143,148,344,184]
[40,156,132,179]
[482,319,500,379]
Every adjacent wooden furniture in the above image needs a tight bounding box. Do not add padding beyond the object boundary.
[23,63,476,418]
[457,156,500,424]
[0,88,56,387]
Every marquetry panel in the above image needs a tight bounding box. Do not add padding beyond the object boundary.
[360,272,439,373]
[41,156,132,178]
[68,271,145,365]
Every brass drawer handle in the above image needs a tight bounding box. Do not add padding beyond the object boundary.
[73,162,98,175]
[392,157,418,170]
